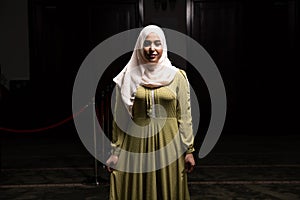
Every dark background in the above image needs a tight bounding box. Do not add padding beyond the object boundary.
[0,0,299,151]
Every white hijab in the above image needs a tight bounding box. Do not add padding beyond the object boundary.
[113,25,178,115]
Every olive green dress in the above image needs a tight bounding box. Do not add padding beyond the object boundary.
[110,70,194,200]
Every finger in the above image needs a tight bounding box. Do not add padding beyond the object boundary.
[105,166,110,172]
[186,163,195,173]
[185,163,191,173]
[106,166,114,173]
[189,165,195,173]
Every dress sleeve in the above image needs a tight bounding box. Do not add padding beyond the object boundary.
[111,86,127,156]
[176,70,195,154]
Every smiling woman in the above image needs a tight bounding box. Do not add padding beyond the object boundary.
[143,33,163,63]
[105,25,195,200]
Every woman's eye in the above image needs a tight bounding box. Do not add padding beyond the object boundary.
[143,40,161,47]
[154,41,161,46]
[143,40,151,47]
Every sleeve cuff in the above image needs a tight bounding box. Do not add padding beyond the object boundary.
[186,146,195,154]
[111,146,121,156]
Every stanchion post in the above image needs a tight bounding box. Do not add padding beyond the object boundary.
[82,94,109,186]
[92,96,100,186]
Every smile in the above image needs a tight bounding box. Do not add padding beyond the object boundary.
[148,54,158,58]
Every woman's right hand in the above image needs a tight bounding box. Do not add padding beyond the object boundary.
[106,155,119,173]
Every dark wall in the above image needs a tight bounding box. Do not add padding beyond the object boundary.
[1,0,298,137]
[189,0,299,135]
[1,0,141,135]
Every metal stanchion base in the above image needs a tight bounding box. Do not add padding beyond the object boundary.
[82,164,110,186]
[82,176,109,186]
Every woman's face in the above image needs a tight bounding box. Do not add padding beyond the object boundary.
[143,32,163,63]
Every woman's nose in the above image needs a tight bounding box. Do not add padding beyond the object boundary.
[150,43,155,51]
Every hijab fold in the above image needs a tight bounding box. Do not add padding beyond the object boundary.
[113,25,178,115]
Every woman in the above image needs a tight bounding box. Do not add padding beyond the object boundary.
[106,25,195,200]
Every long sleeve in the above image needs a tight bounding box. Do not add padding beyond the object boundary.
[176,70,195,154]
[111,86,128,156]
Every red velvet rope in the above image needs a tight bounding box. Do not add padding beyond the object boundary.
[0,104,89,133]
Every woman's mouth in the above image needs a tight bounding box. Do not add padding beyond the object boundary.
[148,54,157,59]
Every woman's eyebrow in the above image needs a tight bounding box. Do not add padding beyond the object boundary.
[144,39,161,42]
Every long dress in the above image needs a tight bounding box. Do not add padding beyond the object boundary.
[109,69,194,200]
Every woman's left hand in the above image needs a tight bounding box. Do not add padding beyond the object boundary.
[185,153,195,173]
